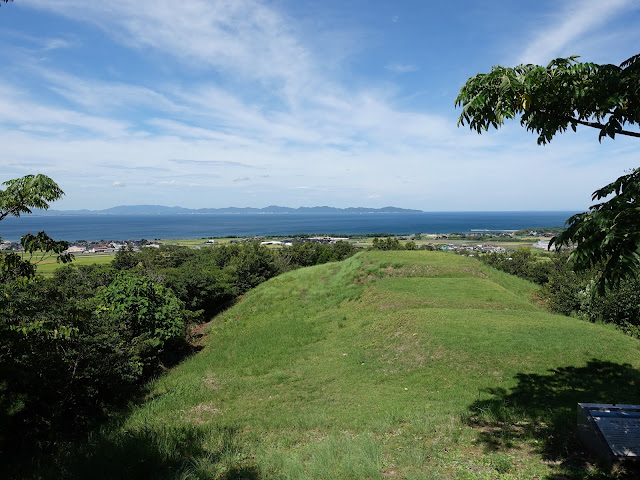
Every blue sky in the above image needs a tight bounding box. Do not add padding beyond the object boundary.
[1,0,639,211]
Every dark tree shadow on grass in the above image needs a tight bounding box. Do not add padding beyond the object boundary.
[6,423,261,480]
[467,359,640,479]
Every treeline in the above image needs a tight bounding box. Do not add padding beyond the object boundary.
[514,226,566,235]
[370,237,427,250]
[480,248,640,337]
[0,240,357,474]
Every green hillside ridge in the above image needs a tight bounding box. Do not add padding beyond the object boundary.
[74,251,640,479]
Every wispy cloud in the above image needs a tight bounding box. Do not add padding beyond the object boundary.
[385,63,418,74]
[17,0,459,152]
[0,85,130,137]
[170,159,257,168]
[2,0,633,211]
[0,29,77,52]
[43,38,76,51]
[516,0,636,64]
[100,164,170,172]
[39,69,179,113]
[24,0,315,103]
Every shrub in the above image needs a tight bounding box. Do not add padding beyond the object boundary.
[0,269,196,460]
[578,277,640,337]
[480,248,553,285]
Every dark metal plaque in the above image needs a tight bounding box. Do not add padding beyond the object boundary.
[578,403,640,464]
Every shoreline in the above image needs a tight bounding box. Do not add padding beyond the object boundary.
[3,230,542,244]
[0,212,572,243]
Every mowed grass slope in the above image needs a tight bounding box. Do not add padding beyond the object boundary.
[75,251,640,480]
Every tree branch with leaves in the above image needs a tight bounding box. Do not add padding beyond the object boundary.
[456,54,640,291]
[456,55,639,144]
[0,174,72,281]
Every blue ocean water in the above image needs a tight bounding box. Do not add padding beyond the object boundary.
[0,212,577,242]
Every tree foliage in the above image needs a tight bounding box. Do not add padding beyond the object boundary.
[456,53,640,290]
[96,272,189,346]
[0,175,73,281]
[371,237,402,250]
[479,247,554,285]
[550,168,640,291]
[456,55,640,144]
[0,174,65,221]
[1,231,73,282]
[0,268,197,455]
[112,245,139,270]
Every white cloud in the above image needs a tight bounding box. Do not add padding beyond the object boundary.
[38,69,179,113]
[24,0,315,103]
[0,85,130,137]
[16,1,457,152]
[3,1,633,211]
[516,0,636,64]
[43,38,76,51]
[385,63,418,74]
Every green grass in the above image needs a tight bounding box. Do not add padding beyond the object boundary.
[35,253,115,276]
[61,251,640,479]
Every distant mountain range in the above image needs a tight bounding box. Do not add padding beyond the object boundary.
[33,205,424,215]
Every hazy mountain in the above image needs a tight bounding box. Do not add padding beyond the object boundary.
[31,205,424,215]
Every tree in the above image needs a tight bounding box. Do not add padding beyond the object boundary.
[0,175,81,452]
[95,272,192,362]
[371,237,402,250]
[0,175,72,281]
[112,245,139,270]
[456,54,640,291]
[456,54,639,144]
[0,174,65,221]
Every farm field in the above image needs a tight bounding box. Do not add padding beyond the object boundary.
[35,252,115,276]
[67,250,640,479]
[158,235,546,249]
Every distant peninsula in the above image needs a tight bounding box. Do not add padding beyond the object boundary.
[34,205,424,216]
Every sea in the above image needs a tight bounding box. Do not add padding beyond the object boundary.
[0,211,578,242]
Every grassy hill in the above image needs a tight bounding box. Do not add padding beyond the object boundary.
[69,251,640,479]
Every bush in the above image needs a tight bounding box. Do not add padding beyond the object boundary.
[279,241,357,268]
[162,262,234,317]
[0,269,196,461]
[371,237,402,250]
[223,242,281,294]
[95,272,191,348]
[542,256,589,316]
[480,248,553,285]
[578,277,640,337]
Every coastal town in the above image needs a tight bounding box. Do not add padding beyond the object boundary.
[0,231,557,256]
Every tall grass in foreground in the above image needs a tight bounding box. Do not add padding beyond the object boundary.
[37,251,640,479]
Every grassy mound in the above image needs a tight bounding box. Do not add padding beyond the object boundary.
[68,251,640,479]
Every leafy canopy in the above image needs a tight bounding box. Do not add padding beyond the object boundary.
[456,54,640,292]
[456,55,640,144]
[550,168,640,292]
[0,175,72,281]
[0,174,65,221]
